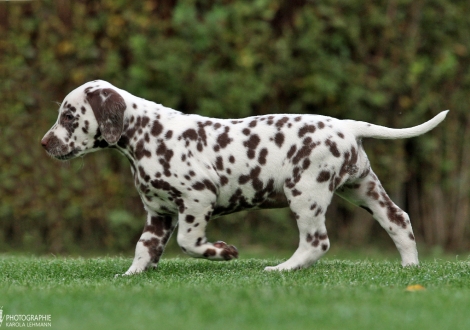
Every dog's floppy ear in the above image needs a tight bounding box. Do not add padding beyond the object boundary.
[86,88,126,144]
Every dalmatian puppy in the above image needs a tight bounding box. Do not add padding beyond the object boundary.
[41,80,448,275]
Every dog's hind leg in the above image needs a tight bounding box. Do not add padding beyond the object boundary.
[336,169,419,266]
[265,178,334,271]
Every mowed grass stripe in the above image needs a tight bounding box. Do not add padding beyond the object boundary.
[1,256,469,330]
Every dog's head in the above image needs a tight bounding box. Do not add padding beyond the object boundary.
[41,80,127,160]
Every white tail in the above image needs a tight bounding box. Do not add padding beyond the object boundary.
[348,110,449,139]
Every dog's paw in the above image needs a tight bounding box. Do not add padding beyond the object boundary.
[264,262,302,272]
[214,241,239,260]
[264,265,292,272]
[117,266,145,277]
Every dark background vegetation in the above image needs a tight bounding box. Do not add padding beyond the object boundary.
[1,0,469,255]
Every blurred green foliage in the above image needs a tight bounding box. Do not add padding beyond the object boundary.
[1,0,469,254]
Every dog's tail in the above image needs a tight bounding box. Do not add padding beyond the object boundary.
[347,110,448,140]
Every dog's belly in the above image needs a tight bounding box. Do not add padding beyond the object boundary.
[212,191,288,217]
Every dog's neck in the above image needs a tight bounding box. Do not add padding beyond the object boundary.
[113,98,181,173]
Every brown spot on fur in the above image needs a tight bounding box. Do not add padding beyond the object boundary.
[325,139,340,157]
[298,124,316,137]
[151,120,163,136]
[366,181,380,200]
[258,148,268,165]
[292,146,313,164]
[215,156,224,170]
[141,237,164,263]
[203,248,216,257]
[275,117,289,129]
[192,182,205,190]
[382,192,407,228]
[182,128,198,141]
[274,132,285,148]
[141,116,150,127]
[314,207,323,217]
[292,189,302,196]
[287,145,297,159]
[302,158,311,170]
[135,140,152,159]
[203,179,217,194]
[317,170,331,182]
[186,215,195,223]
[220,175,229,186]
[217,127,232,148]
[244,134,260,150]
[306,233,313,243]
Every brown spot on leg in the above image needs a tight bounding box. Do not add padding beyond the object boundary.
[381,193,407,228]
[318,233,328,240]
[203,248,216,257]
[141,237,163,264]
[306,233,313,243]
[144,215,173,237]
[366,181,380,200]
[213,241,239,260]
[186,215,195,223]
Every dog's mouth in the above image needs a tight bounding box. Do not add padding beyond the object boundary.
[46,148,81,161]
[54,149,81,160]
[42,133,83,161]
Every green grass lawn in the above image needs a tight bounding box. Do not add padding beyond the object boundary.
[1,255,469,330]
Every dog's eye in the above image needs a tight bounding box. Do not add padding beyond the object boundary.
[103,91,108,96]
[64,113,74,121]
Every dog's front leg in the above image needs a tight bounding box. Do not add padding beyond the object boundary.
[176,206,238,261]
[122,214,177,276]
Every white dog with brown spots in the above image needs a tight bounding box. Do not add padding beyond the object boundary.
[41,80,448,275]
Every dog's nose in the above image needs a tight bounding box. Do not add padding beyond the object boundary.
[41,137,49,149]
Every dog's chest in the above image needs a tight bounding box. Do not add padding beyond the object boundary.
[136,176,182,214]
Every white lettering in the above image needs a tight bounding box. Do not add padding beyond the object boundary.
[4,314,52,327]
[6,314,51,322]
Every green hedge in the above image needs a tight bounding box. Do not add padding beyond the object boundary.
[1,0,469,253]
